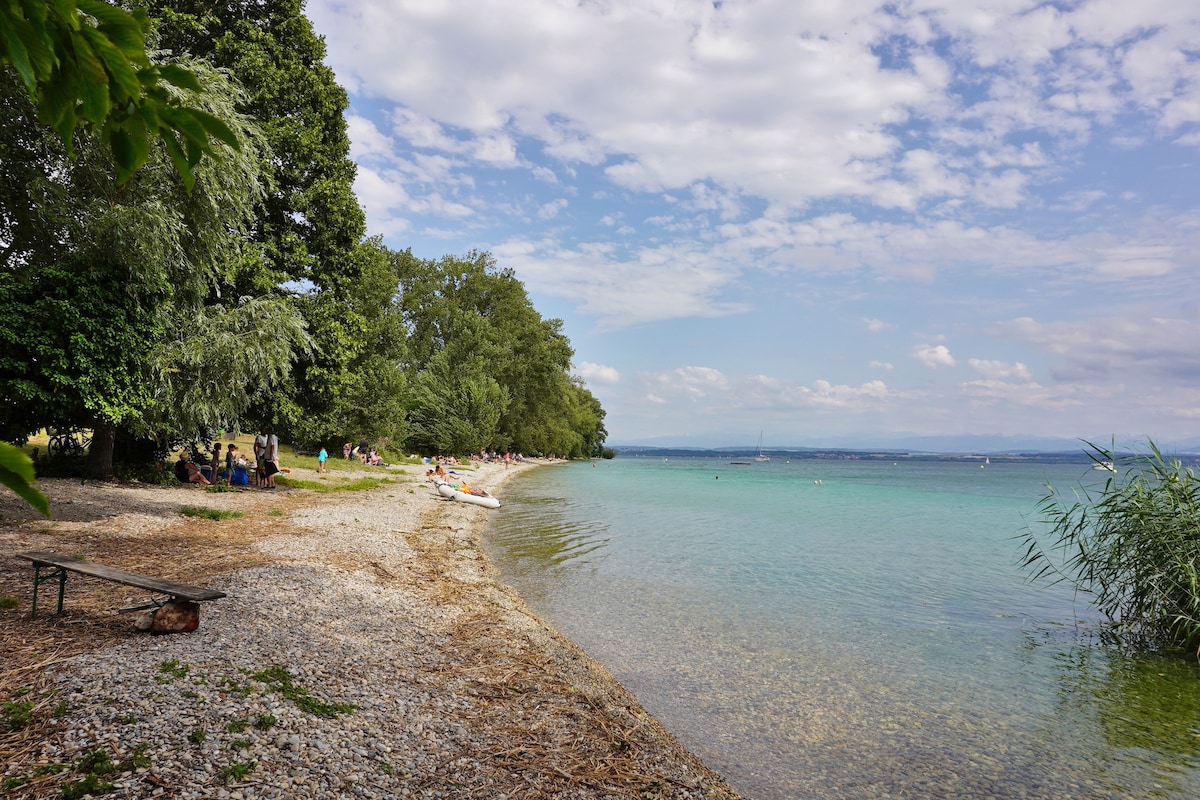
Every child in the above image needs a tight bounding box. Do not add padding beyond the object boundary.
[317,446,328,474]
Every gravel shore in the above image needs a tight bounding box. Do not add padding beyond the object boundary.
[0,460,741,799]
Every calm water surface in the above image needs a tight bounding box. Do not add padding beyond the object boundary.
[484,456,1200,800]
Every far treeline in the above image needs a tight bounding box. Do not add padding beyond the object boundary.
[0,0,609,482]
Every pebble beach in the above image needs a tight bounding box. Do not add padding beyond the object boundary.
[0,459,740,800]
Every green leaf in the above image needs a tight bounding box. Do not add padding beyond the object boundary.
[159,131,197,192]
[79,22,140,102]
[191,108,241,150]
[0,442,50,518]
[156,63,203,93]
[106,119,150,181]
[78,0,149,58]
[0,16,39,91]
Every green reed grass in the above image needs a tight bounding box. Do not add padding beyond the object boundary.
[1019,439,1200,653]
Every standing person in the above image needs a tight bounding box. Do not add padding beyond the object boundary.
[210,442,222,483]
[265,427,280,489]
[317,446,328,474]
[254,428,268,487]
[343,442,352,460]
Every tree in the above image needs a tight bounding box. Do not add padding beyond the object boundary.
[0,0,240,188]
[282,239,409,448]
[1018,440,1200,653]
[406,350,506,455]
[0,58,308,479]
[150,0,379,442]
[396,250,605,457]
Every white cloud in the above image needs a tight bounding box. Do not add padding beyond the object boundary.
[575,361,620,385]
[492,237,750,330]
[797,379,891,409]
[992,316,1200,381]
[642,367,731,401]
[967,359,1033,381]
[865,318,894,333]
[537,198,569,220]
[913,344,958,369]
[1092,245,1177,278]
[869,360,895,371]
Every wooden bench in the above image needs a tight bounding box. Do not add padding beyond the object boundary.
[16,551,226,621]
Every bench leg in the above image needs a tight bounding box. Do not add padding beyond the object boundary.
[31,565,67,618]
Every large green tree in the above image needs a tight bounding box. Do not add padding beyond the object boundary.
[396,250,605,457]
[0,59,308,479]
[150,0,380,444]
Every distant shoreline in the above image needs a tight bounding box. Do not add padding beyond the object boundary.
[609,446,1184,464]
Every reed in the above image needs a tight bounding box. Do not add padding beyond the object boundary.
[1019,440,1200,653]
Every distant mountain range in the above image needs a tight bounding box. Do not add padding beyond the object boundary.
[609,432,1200,457]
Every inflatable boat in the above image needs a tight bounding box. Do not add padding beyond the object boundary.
[435,480,501,509]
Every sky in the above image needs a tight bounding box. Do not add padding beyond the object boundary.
[305,0,1200,451]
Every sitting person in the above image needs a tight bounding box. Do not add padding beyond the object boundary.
[368,450,382,466]
[174,452,212,485]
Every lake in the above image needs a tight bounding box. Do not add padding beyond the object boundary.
[484,456,1200,800]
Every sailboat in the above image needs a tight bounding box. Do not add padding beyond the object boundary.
[754,431,770,462]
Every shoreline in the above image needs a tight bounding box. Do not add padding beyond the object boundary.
[0,459,741,799]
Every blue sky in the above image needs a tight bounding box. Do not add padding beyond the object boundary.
[307,0,1200,450]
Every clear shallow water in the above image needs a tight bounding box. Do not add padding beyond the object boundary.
[485,456,1200,800]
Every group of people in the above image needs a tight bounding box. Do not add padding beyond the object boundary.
[469,449,522,468]
[173,439,258,487]
[342,438,385,466]
[173,428,403,490]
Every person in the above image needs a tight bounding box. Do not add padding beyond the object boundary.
[254,428,268,487]
[174,452,211,485]
[343,442,352,460]
[368,450,382,466]
[317,446,328,474]
[265,427,280,489]
[210,442,222,483]
[358,437,369,463]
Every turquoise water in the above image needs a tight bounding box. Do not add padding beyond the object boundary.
[484,456,1200,800]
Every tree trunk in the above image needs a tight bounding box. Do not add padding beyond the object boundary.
[86,423,116,480]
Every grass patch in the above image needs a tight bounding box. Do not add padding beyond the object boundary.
[188,728,207,745]
[218,760,256,783]
[2,698,34,731]
[157,659,190,679]
[216,675,255,696]
[251,666,357,717]
[225,719,249,733]
[274,476,392,493]
[179,505,244,521]
[60,745,147,799]
[0,595,19,609]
